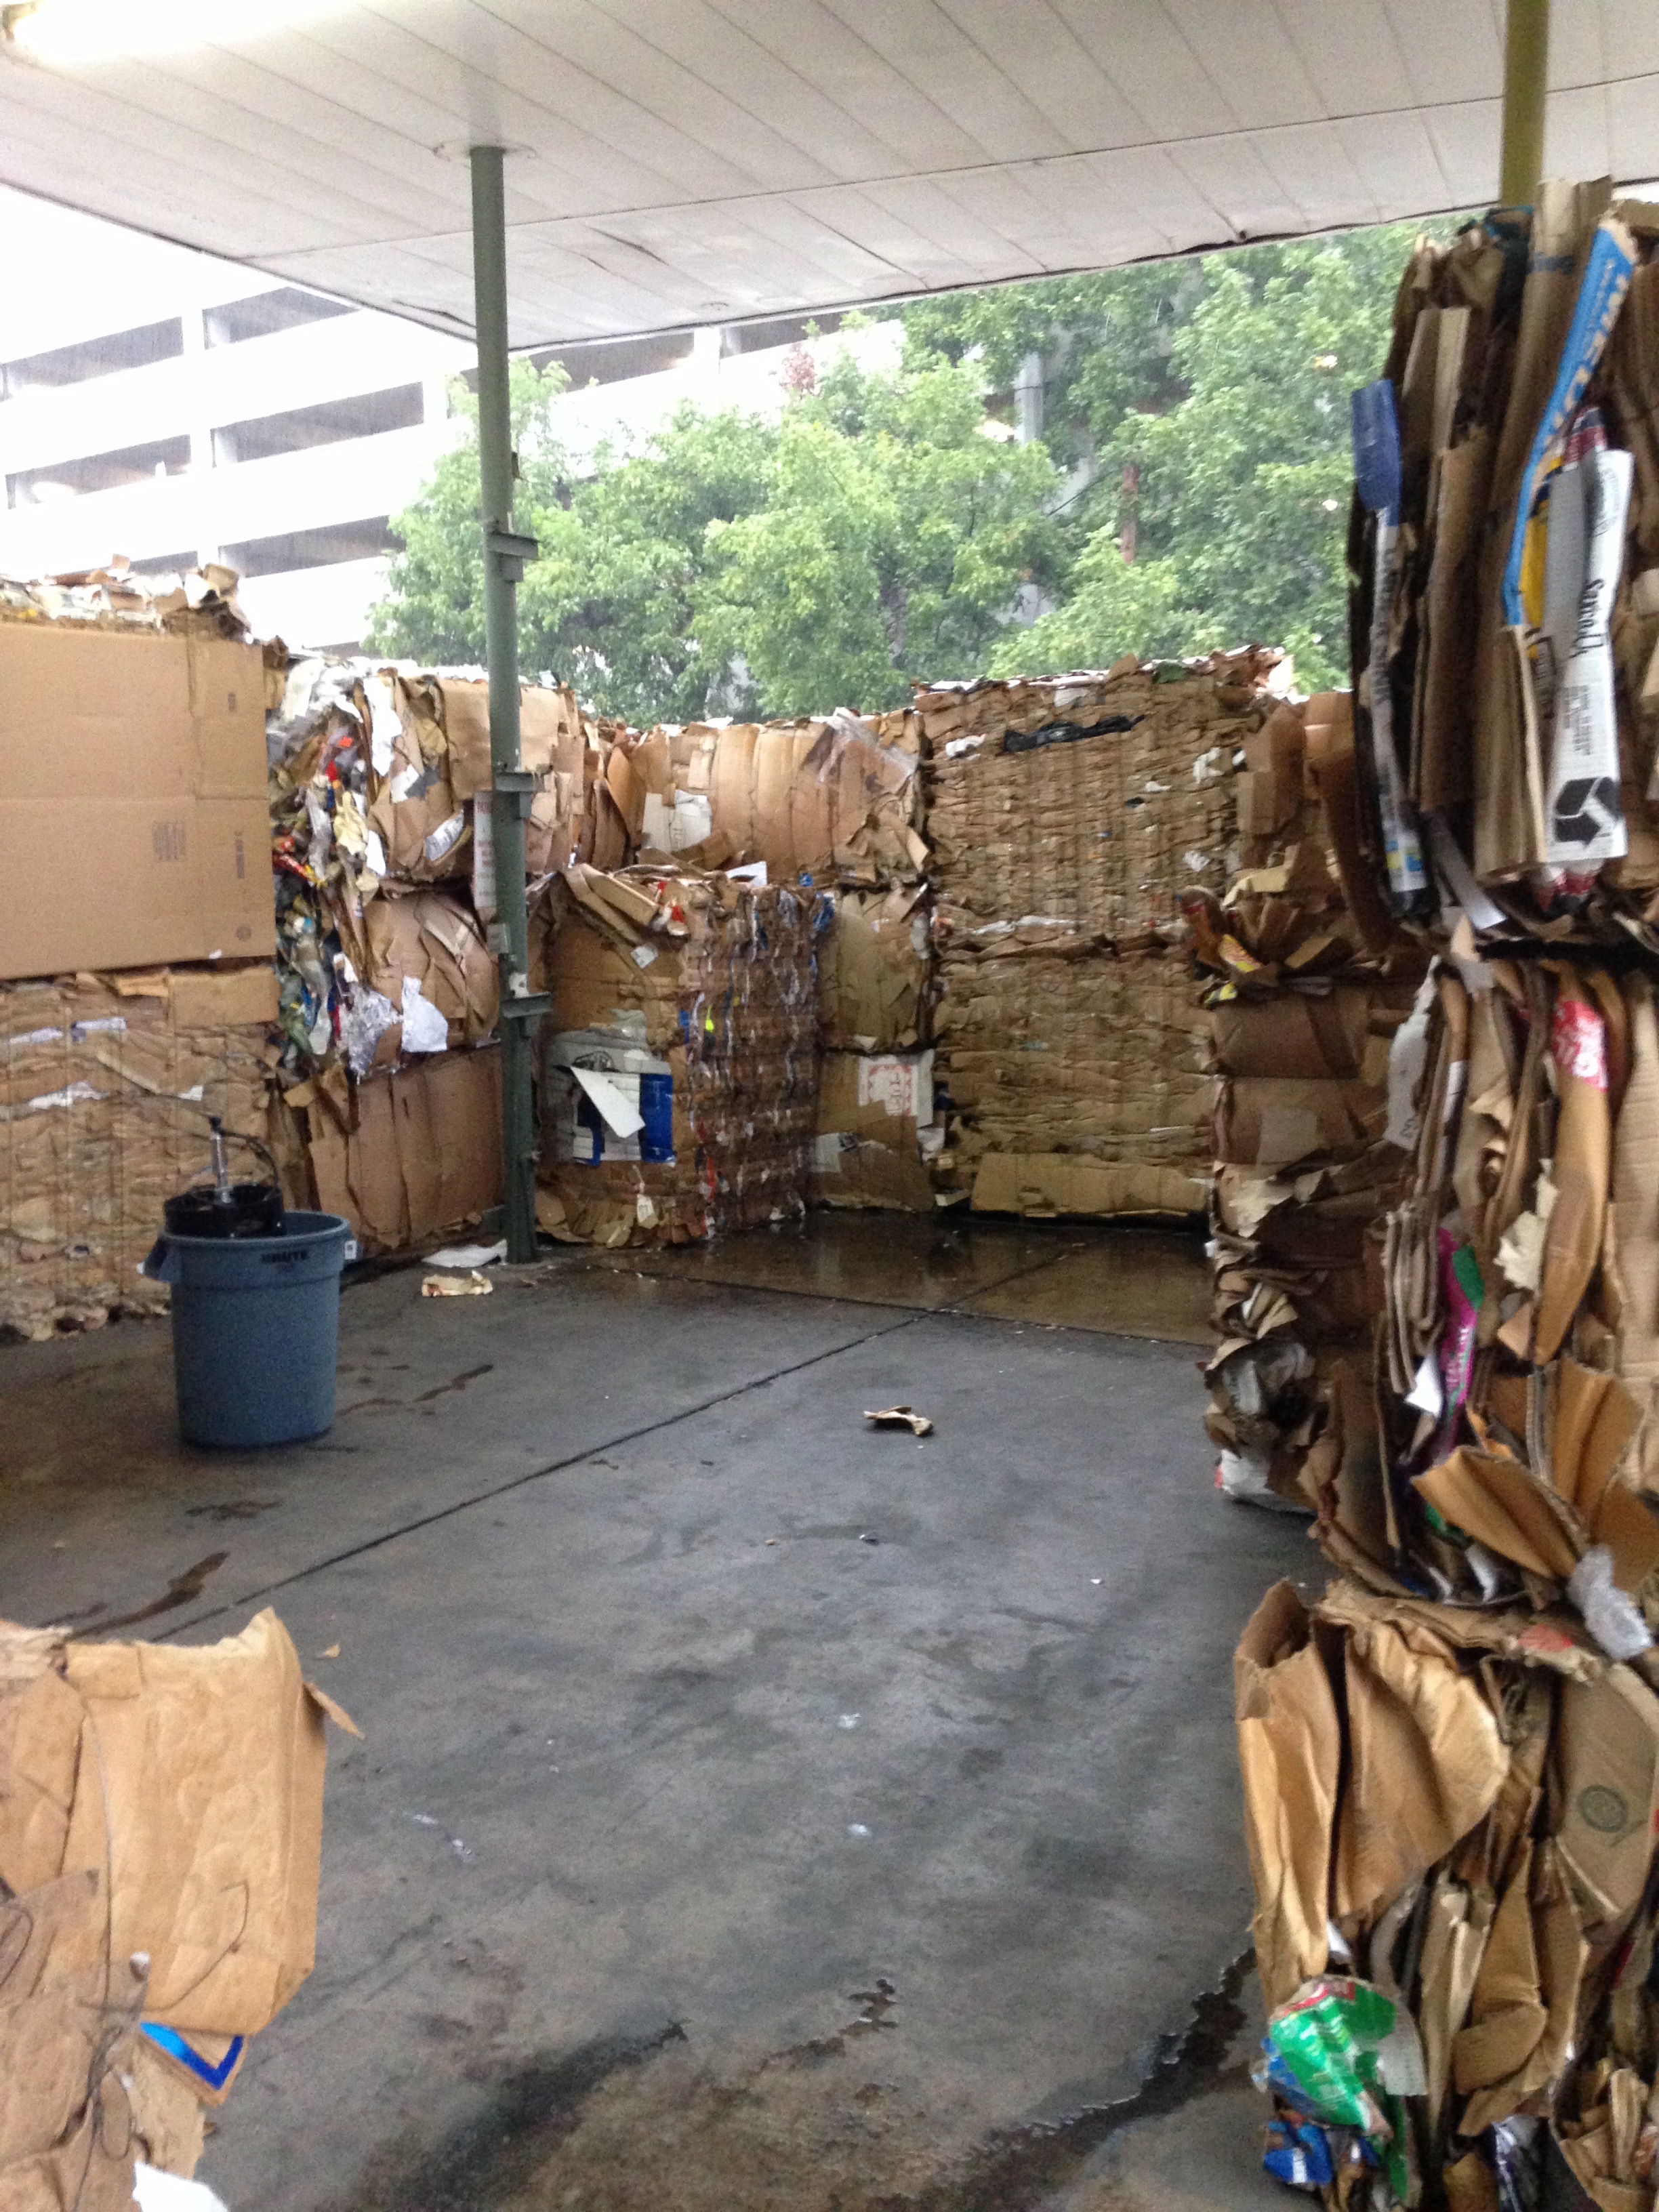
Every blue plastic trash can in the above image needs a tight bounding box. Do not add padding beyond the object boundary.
[148,1210,352,1447]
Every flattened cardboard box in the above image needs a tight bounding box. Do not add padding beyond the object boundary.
[811,1050,935,1212]
[363,888,498,1060]
[817,884,930,1051]
[308,1045,502,1252]
[972,1152,1206,1218]
[0,624,273,979]
[0,1607,348,2036]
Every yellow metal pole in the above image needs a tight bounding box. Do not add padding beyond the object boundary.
[1499,0,1550,203]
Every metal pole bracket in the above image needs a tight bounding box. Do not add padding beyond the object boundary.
[486,527,540,583]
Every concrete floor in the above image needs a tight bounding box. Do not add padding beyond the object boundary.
[0,1214,1310,2212]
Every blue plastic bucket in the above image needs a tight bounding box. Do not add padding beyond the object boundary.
[146,1210,352,1448]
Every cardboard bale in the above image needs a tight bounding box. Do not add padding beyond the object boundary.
[269,651,618,1080]
[0,620,274,979]
[811,1050,937,1212]
[918,654,1288,1218]
[932,935,1214,1214]
[1233,1576,1629,2188]
[306,1042,503,1255]
[919,651,1286,939]
[535,867,819,1246]
[0,1606,353,2200]
[817,883,930,1051]
[632,708,922,886]
[1,964,276,1340]
[1349,188,1659,928]
[361,886,498,1061]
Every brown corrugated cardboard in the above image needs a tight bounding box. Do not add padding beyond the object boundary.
[363,887,498,1059]
[0,623,273,979]
[306,1044,502,1253]
[633,710,922,885]
[367,672,471,884]
[922,655,1290,1218]
[811,1050,935,1212]
[0,1606,352,2202]
[1234,1581,1340,2012]
[817,884,930,1051]
[921,653,1280,941]
[536,869,818,1246]
[1,965,276,1340]
[1214,1078,1385,1168]
[1553,1666,1659,1940]
[970,1152,1206,1218]
[935,937,1215,1203]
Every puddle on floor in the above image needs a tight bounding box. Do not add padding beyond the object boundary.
[577,1214,1207,1341]
[336,1959,1251,2212]
[959,1230,1210,1345]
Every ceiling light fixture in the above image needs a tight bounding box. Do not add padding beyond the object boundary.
[2,0,331,63]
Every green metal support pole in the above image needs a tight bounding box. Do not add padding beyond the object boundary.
[1500,0,1550,204]
[470,144,546,1262]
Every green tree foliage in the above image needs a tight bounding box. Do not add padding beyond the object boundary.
[372,221,1439,712]
[906,226,1428,691]
[366,363,773,722]
[371,346,1058,722]
[697,350,1060,714]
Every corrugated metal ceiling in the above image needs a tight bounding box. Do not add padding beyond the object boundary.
[1,0,1655,342]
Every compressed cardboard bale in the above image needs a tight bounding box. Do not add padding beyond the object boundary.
[361,886,499,1061]
[632,709,923,886]
[931,935,1214,1213]
[919,651,1285,939]
[817,883,930,1052]
[919,655,1288,1217]
[306,1042,503,1255]
[0,964,276,1340]
[536,869,819,1246]
[811,1050,936,1212]
[0,616,274,981]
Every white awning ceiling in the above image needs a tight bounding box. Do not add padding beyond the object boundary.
[2,0,1656,348]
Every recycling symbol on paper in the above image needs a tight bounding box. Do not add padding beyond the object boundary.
[1578,1784,1632,1835]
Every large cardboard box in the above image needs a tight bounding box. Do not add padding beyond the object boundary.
[0,623,274,979]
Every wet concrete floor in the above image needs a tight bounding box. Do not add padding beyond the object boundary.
[0,1214,1307,2212]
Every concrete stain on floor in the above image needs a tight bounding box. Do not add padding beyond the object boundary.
[329,1956,1271,2212]
[1,1214,1290,2212]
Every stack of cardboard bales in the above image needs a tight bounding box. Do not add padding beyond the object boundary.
[266,651,638,1253]
[1233,187,1659,2209]
[916,653,1287,1217]
[535,864,821,1246]
[0,568,281,1339]
[1,968,279,1341]
[811,880,936,1210]
[1196,691,1424,1509]
[623,705,939,1216]
[0,1605,352,2203]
